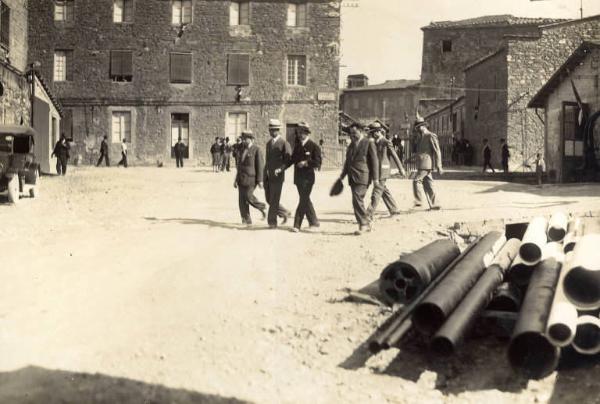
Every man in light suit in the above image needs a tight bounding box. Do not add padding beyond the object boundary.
[264,119,292,228]
[367,122,406,220]
[338,123,379,235]
[411,119,443,210]
[234,130,266,225]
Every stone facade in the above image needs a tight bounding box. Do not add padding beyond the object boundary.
[27,0,341,166]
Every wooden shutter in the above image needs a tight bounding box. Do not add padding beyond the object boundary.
[123,0,134,22]
[0,2,9,48]
[170,53,192,83]
[65,50,73,81]
[296,3,306,27]
[66,0,74,21]
[239,2,249,25]
[111,50,132,77]
[227,54,249,86]
[182,0,192,24]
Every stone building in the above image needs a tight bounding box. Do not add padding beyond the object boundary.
[27,0,341,166]
[424,96,465,139]
[463,15,600,170]
[339,78,420,136]
[528,41,600,183]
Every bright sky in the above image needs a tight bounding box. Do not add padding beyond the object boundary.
[340,0,600,87]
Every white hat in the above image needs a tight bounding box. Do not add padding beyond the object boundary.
[269,119,282,128]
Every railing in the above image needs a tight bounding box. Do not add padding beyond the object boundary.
[320,144,346,169]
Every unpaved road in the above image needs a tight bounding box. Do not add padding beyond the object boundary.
[0,166,599,404]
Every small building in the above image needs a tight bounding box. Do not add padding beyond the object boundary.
[528,40,600,183]
[32,72,63,173]
[424,96,465,139]
[346,74,368,89]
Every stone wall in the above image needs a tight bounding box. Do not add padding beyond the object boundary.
[0,0,28,72]
[28,0,341,165]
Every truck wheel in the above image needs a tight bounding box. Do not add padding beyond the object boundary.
[7,176,20,204]
[29,170,39,198]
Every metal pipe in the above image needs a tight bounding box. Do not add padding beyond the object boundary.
[506,254,536,288]
[412,231,505,336]
[563,218,582,253]
[487,282,522,312]
[572,315,600,355]
[547,252,578,347]
[563,234,600,310]
[379,239,460,305]
[370,238,482,352]
[507,243,562,379]
[519,217,548,265]
[547,212,568,242]
[431,238,521,356]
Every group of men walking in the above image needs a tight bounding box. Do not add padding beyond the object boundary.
[210,137,233,172]
[233,116,443,235]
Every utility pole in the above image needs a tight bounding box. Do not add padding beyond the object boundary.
[580,0,583,19]
[449,76,455,137]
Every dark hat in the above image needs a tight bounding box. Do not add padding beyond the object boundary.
[330,178,344,197]
[241,130,254,139]
[297,121,311,133]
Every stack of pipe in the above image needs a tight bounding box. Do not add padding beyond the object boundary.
[563,218,583,253]
[546,252,578,347]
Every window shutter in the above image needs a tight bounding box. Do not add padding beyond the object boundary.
[287,4,296,27]
[121,51,132,76]
[182,0,192,23]
[229,2,239,25]
[239,2,249,25]
[66,0,74,21]
[111,50,132,77]
[227,54,249,86]
[297,56,306,85]
[297,3,306,27]
[65,50,73,81]
[1,2,10,48]
[170,53,192,83]
[124,0,133,22]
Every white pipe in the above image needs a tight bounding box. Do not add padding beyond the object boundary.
[563,234,600,310]
[563,218,582,253]
[519,217,548,265]
[547,252,578,347]
[548,212,568,242]
[572,314,600,355]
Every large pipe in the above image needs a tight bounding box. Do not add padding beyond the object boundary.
[412,231,505,336]
[572,315,600,355]
[519,217,548,265]
[507,243,562,379]
[563,234,600,310]
[379,239,460,304]
[487,282,522,312]
[506,254,536,288]
[547,252,578,347]
[547,212,568,242]
[370,239,483,352]
[563,218,582,253]
[431,238,521,356]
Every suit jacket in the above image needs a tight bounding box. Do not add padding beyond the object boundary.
[100,140,109,154]
[236,144,264,187]
[341,136,379,186]
[264,136,292,183]
[375,137,404,180]
[415,132,442,171]
[291,138,322,185]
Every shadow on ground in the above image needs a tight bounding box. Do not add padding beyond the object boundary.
[0,366,250,404]
[476,182,600,197]
[549,348,600,404]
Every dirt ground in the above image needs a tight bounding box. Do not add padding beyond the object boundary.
[1,165,600,404]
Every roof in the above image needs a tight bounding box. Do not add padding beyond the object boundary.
[423,15,568,30]
[34,71,64,118]
[0,125,38,136]
[343,79,420,93]
[464,48,506,72]
[424,96,466,120]
[528,40,600,108]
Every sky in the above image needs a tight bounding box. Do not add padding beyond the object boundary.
[339,0,600,87]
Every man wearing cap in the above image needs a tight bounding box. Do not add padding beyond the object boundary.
[289,122,322,232]
[338,123,379,235]
[264,118,292,228]
[367,122,406,220]
[411,119,443,210]
[234,130,267,225]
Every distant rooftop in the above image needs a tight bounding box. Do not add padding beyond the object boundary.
[423,15,568,30]
[343,79,420,92]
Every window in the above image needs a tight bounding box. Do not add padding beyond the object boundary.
[226,112,248,139]
[170,53,192,83]
[172,0,192,25]
[563,102,585,157]
[54,0,74,22]
[229,1,249,26]
[287,55,306,86]
[227,54,249,86]
[54,50,72,81]
[0,2,9,49]
[352,97,359,109]
[111,111,131,143]
[442,40,452,53]
[114,0,133,23]
[287,3,307,27]
[110,50,133,82]
[171,113,189,158]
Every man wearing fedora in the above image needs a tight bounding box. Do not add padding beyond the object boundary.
[338,123,379,235]
[289,122,322,232]
[411,118,443,210]
[234,130,267,225]
[367,122,406,220]
[264,118,292,228]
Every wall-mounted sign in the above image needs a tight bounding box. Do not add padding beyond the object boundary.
[317,92,336,101]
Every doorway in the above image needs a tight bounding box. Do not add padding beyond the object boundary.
[171,113,189,159]
[561,102,586,182]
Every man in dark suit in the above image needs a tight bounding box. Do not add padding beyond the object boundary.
[174,137,186,168]
[234,130,266,226]
[96,135,110,167]
[289,122,322,233]
[411,119,443,210]
[264,118,292,228]
[338,123,379,235]
[367,122,406,220]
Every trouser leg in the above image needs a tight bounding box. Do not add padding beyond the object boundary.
[247,185,266,213]
[351,184,369,226]
[267,179,284,226]
[294,184,306,229]
[423,172,437,208]
[381,180,399,213]
[96,154,103,167]
[413,170,429,205]
[368,180,384,217]
[61,159,68,176]
[56,159,62,175]
[304,183,318,226]
[238,186,251,223]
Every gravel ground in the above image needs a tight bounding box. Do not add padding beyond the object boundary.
[0,165,599,404]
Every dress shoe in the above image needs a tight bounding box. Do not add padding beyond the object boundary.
[430,205,441,211]
[290,227,300,233]
[280,215,288,225]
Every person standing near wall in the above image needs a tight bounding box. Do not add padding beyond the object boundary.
[210,137,221,172]
[500,138,510,173]
[174,137,185,168]
[117,138,128,168]
[222,137,232,172]
[96,135,110,167]
[51,134,70,176]
[410,119,442,210]
[482,139,495,173]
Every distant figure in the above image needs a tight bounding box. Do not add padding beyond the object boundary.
[464,140,473,166]
[535,153,546,187]
[174,137,185,168]
[318,138,324,171]
[234,130,266,225]
[232,136,243,167]
[222,137,232,172]
[96,135,110,167]
[117,138,128,168]
[210,137,221,172]
[410,119,442,210]
[51,134,70,175]
[482,139,494,173]
[501,138,510,173]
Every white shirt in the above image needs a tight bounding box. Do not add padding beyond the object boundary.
[270,134,281,145]
[121,142,128,153]
[301,136,310,146]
